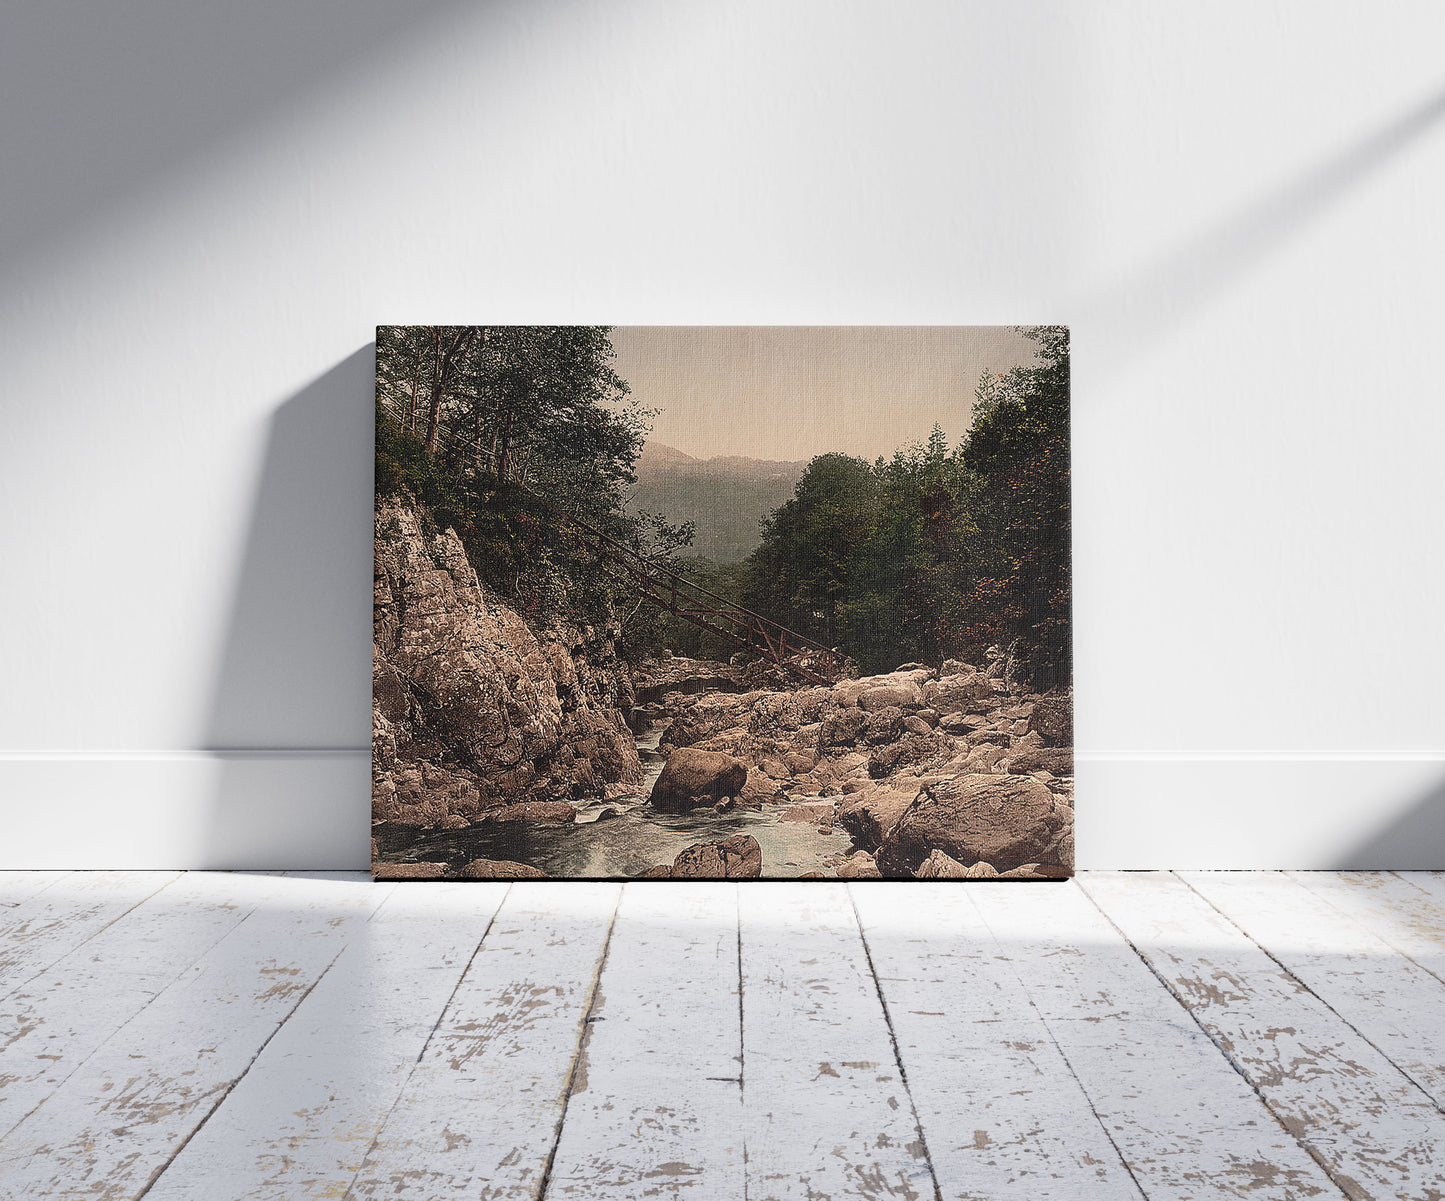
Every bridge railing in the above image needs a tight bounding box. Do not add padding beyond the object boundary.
[377,394,842,685]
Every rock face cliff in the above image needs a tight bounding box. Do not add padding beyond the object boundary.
[372,499,641,829]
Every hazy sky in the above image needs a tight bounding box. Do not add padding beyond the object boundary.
[609,326,1041,462]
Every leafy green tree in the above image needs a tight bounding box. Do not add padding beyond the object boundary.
[950,326,1071,685]
[742,453,880,646]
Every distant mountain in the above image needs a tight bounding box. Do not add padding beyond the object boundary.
[630,442,807,563]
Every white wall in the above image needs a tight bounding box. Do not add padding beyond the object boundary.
[2,0,1442,869]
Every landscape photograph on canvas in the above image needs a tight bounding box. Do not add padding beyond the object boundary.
[372,326,1072,880]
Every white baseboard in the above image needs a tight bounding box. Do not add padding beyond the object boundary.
[1,752,1441,870]
[0,751,370,870]
[1078,752,1445,869]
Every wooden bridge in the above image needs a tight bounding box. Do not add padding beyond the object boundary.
[380,398,842,686]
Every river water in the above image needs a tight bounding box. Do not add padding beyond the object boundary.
[377,720,843,878]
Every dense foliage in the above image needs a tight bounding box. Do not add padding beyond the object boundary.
[375,326,691,641]
[740,328,1071,686]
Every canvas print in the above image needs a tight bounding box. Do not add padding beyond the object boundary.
[372,326,1072,880]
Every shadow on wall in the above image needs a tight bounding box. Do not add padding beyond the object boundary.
[0,0,473,282]
[1080,81,1445,380]
[1335,772,1445,871]
[202,347,375,869]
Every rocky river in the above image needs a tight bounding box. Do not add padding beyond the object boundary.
[374,720,845,878]
[371,498,1074,881]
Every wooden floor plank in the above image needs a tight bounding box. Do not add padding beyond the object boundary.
[345,882,621,1199]
[974,882,1342,1200]
[144,882,509,1201]
[1288,872,1445,981]
[543,882,744,1198]
[0,871,182,1001]
[0,872,391,1199]
[852,884,1143,1200]
[0,870,68,908]
[1084,871,1445,1200]
[853,884,1143,1200]
[0,871,289,1140]
[1184,871,1445,1111]
[739,882,937,1201]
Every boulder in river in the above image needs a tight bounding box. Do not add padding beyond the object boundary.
[877,773,1065,876]
[650,835,763,879]
[836,784,919,851]
[649,748,750,811]
[458,858,548,879]
[372,861,451,880]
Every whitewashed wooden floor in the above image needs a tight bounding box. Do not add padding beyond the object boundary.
[3,873,1445,1199]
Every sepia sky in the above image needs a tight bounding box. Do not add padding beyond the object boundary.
[609,326,1042,463]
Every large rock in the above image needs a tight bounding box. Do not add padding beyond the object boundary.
[739,768,785,806]
[649,748,749,812]
[921,673,995,715]
[939,712,989,735]
[783,749,818,774]
[832,669,932,709]
[914,850,970,879]
[862,706,905,745]
[657,835,763,879]
[820,708,867,747]
[373,500,641,827]
[867,732,947,778]
[1006,748,1074,775]
[877,774,1066,875]
[633,656,746,705]
[458,858,548,879]
[1027,696,1073,747]
[836,785,919,850]
[857,683,923,712]
[835,850,883,879]
[372,861,451,880]
[1038,827,1075,877]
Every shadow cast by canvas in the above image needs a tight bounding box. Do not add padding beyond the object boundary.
[1335,769,1445,870]
[0,0,475,281]
[201,347,375,868]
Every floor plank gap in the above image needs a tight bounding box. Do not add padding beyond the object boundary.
[847,884,945,1201]
[533,886,623,1201]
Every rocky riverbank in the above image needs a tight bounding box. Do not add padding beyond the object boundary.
[630,654,1074,880]
[372,499,640,833]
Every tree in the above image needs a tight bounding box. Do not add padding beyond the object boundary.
[949,326,1071,685]
[742,453,880,645]
[424,327,476,455]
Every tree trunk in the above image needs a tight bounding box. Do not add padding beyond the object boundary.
[497,405,516,482]
[407,348,424,432]
[424,327,476,457]
[424,328,444,455]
